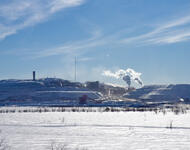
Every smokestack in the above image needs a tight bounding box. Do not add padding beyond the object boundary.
[33,71,36,81]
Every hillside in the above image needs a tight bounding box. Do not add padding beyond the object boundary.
[1,78,190,107]
[0,78,103,106]
[124,84,190,104]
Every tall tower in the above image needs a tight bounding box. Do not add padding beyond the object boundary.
[74,57,77,82]
[33,71,36,81]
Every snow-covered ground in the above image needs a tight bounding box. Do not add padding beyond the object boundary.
[0,110,190,150]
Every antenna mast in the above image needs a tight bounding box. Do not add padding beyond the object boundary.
[74,56,77,82]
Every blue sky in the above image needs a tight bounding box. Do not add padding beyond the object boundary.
[0,0,190,86]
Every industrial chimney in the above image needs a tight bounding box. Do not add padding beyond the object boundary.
[33,71,36,81]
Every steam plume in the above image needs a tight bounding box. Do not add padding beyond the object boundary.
[102,68,143,87]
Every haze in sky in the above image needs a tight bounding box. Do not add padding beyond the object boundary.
[0,0,190,86]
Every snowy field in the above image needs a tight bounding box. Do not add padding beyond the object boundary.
[0,110,190,150]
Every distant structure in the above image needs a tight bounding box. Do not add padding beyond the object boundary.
[86,81,100,91]
[85,81,128,96]
[33,71,36,81]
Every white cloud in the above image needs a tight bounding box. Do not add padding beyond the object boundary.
[1,27,110,60]
[0,0,85,40]
[29,29,111,59]
[50,0,85,13]
[147,31,190,44]
[78,57,94,62]
[121,15,190,45]
[160,15,190,30]
[3,10,190,60]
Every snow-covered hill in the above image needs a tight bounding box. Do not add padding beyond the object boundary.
[124,84,190,103]
[1,78,190,107]
[0,78,102,106]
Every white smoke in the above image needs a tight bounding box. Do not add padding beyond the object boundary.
[103,70,125,79]
[102,68,143,87]
[126,68,143,86]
